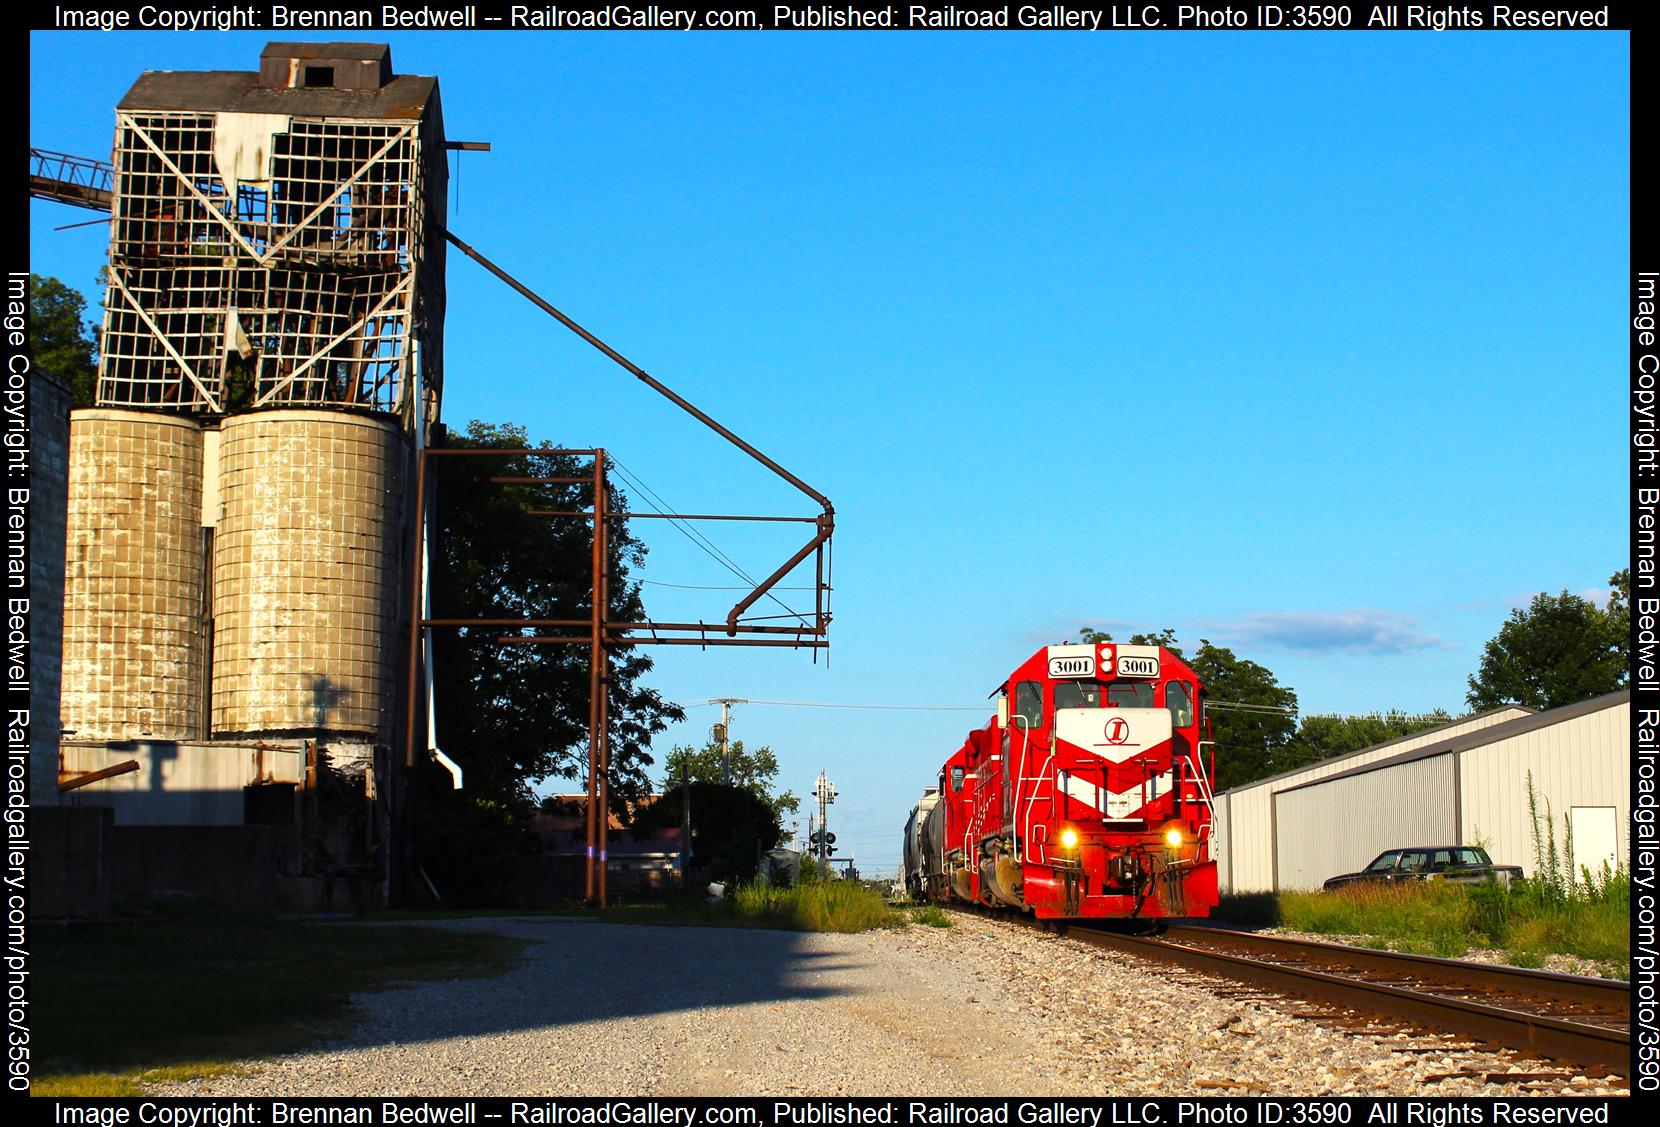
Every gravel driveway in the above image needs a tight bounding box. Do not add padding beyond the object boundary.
[152,912,1626,1098]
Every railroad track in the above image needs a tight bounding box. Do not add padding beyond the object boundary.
[1057,921,1629,1077]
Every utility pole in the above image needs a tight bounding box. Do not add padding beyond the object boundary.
[709,697,746,785]
[810,771,836,877]
[586,450,610,907]
[680,763,691,893]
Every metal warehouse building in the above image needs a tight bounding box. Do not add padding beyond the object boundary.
[1212,691,1630,892]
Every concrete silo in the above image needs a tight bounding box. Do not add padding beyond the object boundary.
[213,410,404,742]
[60,410,207,741]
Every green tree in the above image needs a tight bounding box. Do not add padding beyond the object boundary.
[1279,710,1453,772]
[1079,627,1297,790]
[1606,568,1631,663]
[1466,584,1627,712]
[629,780,784,885]
[1189,640,1299,788]
[660,738,799,823]
[417,421,683,902]
[29,274,98,408]
[1080,626,1181,656]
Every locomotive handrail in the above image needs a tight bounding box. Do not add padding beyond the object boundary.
[1190,741,1220,842]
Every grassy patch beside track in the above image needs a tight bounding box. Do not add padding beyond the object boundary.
[32,903,525,1096]
[731,881,906,932]
[906,904,954,928]
[1276,875,1630,976]
[370,883,911,933]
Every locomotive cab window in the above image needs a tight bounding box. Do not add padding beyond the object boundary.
[1106,680,1155,708]
[1053,680,1103,710]
[950,766,965,792]
[1166,681,1194,727]
[1013,681,1044,728]
[1054,679,1156,709]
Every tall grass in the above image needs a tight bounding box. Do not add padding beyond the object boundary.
[909,904,953,928]
[1505,771,1631,967]
[1282,881,1476,958]
[1284,875,1629,972]
[1279,779,1631,973]
[730,880,905,932]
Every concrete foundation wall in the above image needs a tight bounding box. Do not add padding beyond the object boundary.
[108,825,278,912]
[35,806,281,915]
[62,409,207,741]
[32,804,114,917]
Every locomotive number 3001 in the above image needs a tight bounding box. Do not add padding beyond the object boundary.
[1117,656,1159,678]
[1047,656,1094,678]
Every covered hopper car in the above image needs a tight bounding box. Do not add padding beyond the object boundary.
[905,642,1218,920]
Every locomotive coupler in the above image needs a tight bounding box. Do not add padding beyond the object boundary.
[1106,852,1147,890]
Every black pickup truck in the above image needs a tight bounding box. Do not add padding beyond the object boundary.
[1322,846,1523,891]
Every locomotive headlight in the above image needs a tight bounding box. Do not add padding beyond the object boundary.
[1164,827,1184,848]
[1059,828,1079,849]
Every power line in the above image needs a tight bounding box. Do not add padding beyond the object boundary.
[608,455,811,626]
[641,580,816,591]
[1207,700,1299,716]
[675,698,985,712]
[673,697,1303,717]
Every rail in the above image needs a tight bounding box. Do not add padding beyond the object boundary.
[1068,922,1629,1076]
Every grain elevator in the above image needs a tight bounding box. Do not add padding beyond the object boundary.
[57,43,446,906]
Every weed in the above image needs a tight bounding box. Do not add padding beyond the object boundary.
[730,880,905,932]
[1264,777,1629,974]
[1283,881,1476,957]
[910,905,953,928]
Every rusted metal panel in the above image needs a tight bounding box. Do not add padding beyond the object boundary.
[259,43,393,92]
[59,760,140,792]
[120,71,436,119]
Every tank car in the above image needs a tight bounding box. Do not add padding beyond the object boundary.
[905,642,1219,920]
[900,787,942,900]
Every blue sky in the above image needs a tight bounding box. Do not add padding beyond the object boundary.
[29,31,1629,873]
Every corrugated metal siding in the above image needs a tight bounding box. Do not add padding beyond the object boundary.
[1458,700,1630,879]
[1216,709,1527,892]
[1222,785,1275,892]
[1274,756,1457,890]
[1211,792,1232,892]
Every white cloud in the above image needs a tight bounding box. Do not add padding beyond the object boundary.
[1202,609,1449,654]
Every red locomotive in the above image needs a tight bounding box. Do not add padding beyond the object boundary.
[902,642,1219,921]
